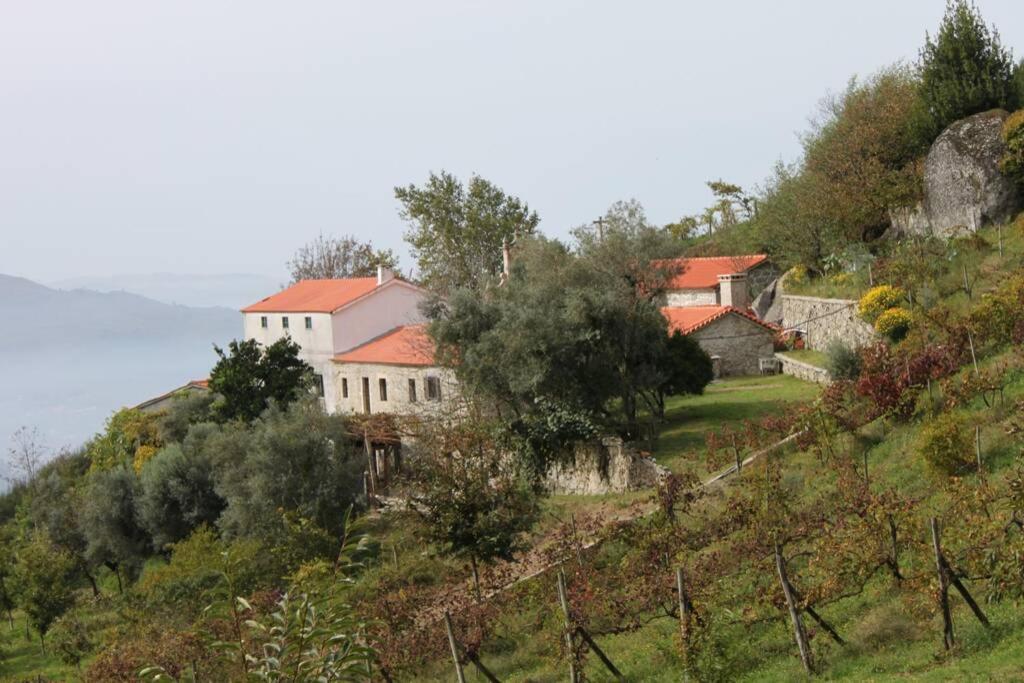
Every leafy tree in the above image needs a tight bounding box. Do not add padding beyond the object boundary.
[86,408,163,471]
[825,341,863,380]
[216,397,363,541]
[80,468,150,591]
[656,332,714,417]
[158,390,216,443]
[208,337,311,423]
[0,527,16,629]
[138,435,225,551]
[12,532,77,650]
[49,614,93,669]
[287,233,399,283]
[30,469,101,596]
[433,232,691,441]
[395,170,539,295]
[408,420,539,600]
[918,0,1018,136]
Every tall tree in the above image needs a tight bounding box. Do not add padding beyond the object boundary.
[12,533,77,651]
[80,468,150,591]
[395,171,539,295]
[287,234,398,283]
[209,338,311,423]
[919,0,1018,136]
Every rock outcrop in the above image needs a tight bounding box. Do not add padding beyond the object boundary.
[923,109,1022,238]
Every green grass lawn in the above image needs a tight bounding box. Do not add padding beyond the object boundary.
[654,374,820,475]
[0,610,70,682]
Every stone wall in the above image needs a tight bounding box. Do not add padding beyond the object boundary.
[690,313,775,377]
[544,437,669,495]
[781,295,875,351]
[775,353,831,385]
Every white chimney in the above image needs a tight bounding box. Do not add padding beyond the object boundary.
[718,272,749,309]
[377,265,394,285]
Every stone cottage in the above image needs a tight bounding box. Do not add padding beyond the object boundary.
[659,254,775,308]
[662,305,776,377]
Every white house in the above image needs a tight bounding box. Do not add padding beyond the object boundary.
[241,267,430,412]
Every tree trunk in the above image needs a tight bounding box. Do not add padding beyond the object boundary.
[469,555,482,603]
[930,518,955,650]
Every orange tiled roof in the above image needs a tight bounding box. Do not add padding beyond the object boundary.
[661,305,776,335]
[656,254,769,290]
[189,379,210,389]
[333,324,436,367]
[242,278,381,313]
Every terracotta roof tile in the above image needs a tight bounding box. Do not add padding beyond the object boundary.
[333,324,436,367]
[656,254,769,289]
[241,278,380,313]
[661,305,776,335]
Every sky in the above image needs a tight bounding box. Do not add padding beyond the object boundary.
[2,1,1023,284]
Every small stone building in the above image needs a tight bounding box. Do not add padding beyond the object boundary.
[662,306,776,377]
[659,254,775,308]
[331,324,457,416]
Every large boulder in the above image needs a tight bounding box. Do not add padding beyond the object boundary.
[923,109,1022,238]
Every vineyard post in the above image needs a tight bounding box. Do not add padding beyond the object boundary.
[930,518,955,650]
[967,330,979,377]
[975,426,983,474]
[443,611,467,683]
[774,544,814,674]
[557,569,579,683]
[888,514,902,583]
[570,514,584,566]
[732,434,742,473]
[676,566,691,663]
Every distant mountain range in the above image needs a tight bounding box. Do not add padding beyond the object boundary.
[49,272,281,310]
[0,274,244,472]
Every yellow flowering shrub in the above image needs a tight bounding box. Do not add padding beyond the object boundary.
[858,285,905,323]
[787,265,809,286]
[874,307,913,341]
[1000,109,1024,187]
[133,444,159,473]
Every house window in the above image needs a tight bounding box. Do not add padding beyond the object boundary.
[426,376,441,401]
[305,316,313,329]
[313,373,325,397]
[282,316,290,329]
[341,378,349,398]
[408,378,417,403]
[260,316,268,329]
[379,378,388,401]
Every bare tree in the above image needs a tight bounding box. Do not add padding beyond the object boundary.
[287,234,399,283]
[4,426,47,486]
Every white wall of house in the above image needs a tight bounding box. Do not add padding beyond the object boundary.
[331,283,427,354]
[665,289,718,307]
[330,362,457,416]
[243,310,339,407]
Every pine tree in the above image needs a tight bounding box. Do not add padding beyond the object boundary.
[918,0,1018,136]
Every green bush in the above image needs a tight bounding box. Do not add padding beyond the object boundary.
[917,413,974,476]
[825,340,862,380]
[1000,109,1024,187]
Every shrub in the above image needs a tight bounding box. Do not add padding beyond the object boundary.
[825,341,862,380]
[917,413,974,476]
[851,603,922,652]
[49,614,93,669]
[874,307,913,341]
[858,285,905,323]
[970,272,1024,347]
[1000,108,1024,187]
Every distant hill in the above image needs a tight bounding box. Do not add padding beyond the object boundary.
[0,274,241,460]
[49,272,281,310]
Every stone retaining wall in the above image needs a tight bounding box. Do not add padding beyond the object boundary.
[780,295,875,351]
[544,437,669,495]
[775,353,831,385]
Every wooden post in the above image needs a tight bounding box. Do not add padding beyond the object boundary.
[868,261,874,287]
[863,450,869,485]
[998,223,1003,257]
[391,544,399,570]
[930,518,955,650]
[363,428,379,499]
[467,653,501,683]
[962,264,972,300]
[576,627,623,679]
[557,570,579,683]
[570,514,584,566]
[942,556,991,627]
[732,434,742,473]
[676,566,691,671]
[975,426,983,474]
[443,611,467,683]
[967,330,979,376]
[888,514,902,583]
[774,544,813,674]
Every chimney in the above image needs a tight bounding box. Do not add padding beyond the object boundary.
[717,272,748,309]
[377,265,394,286]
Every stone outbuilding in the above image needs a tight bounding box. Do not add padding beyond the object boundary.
[662,305,776,377]
[659,254,776,308]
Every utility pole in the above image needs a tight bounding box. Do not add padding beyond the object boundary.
[593,217,606,242]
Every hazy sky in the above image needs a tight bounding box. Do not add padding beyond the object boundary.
[2,1,1022,283]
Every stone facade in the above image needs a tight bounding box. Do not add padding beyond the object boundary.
[544,437,669,495]
[330,362,458,416]
[780,295,875,352]
[690,313,775,377]
[775,353,831,385]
